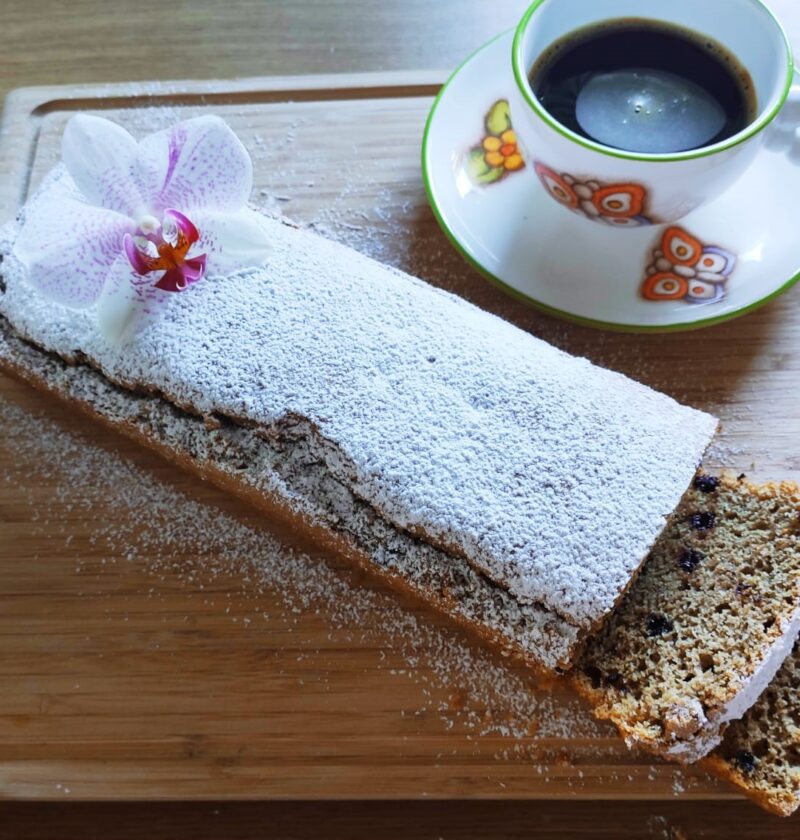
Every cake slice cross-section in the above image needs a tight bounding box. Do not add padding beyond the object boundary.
[704,639,800,817]
[574,473,800,761]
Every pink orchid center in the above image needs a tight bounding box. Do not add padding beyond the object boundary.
[123,209,207,293]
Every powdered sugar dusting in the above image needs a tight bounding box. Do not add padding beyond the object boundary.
[0,396,607,749]
[1,166,717,642]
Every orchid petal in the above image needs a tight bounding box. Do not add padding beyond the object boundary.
[164,208,200,245]
[96,255,170,344]
[62,115,146,217]
[192,208,272,276]
[154,268,190,293]
[153,257,206,293]
[136,116,253,214]
[182,255,207,283]
[13,172,133,308]
[123,233,158,275]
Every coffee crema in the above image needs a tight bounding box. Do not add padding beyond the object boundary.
[528,19,757,154]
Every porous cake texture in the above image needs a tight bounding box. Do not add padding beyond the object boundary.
[0,166,717,669]
[704,640,800,817]
[575,474,800,762]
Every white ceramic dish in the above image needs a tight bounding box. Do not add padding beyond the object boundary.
[422,29,800,331]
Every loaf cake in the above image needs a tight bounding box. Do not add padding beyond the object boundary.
[0,116,717,673]
[704,640,800,816]
[1,114,797,816]
[574,473,800,762]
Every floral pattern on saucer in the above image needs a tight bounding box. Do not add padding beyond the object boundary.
[423,27,799,331]
[641,227,736,304]
[465,99,525,185]
[533,163,655,228]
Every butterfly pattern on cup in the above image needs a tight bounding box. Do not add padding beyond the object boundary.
[641,227,736,304]
[533,162,655,227]
[464,99,525,185]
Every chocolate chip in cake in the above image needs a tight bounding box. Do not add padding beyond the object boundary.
[677,548,704,573]
[737,472,747,481]
[646,614,674,637]
[693,474,720,493]
[734,750,758,774]
[427,356,436,363]
[689,511,716,532]
[583,665,602,689]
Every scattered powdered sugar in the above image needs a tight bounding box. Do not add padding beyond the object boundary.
[704,439,749,468]
[0,394,727,798]
[0,396,609,748]
[645,815,690,839]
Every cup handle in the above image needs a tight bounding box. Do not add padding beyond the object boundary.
[767,73,800,159]
[783,68,800,121]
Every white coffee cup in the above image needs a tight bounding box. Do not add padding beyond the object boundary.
[509,0,798,228]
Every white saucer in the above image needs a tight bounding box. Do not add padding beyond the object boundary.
[422,29,800,332]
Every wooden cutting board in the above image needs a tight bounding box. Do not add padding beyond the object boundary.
[0,72,798,806]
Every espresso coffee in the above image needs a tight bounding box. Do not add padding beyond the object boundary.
[529,19,756,154]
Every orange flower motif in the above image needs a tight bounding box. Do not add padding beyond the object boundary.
[465,100,526,185]
[661,227,704,266]
[532,163,654,227]
[641,272,688,301]
[534,163,579,209]
[592,184,646,219]
[482,129,524,172]
[641,227,736,305]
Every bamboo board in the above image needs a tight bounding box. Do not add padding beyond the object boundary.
[0,72,798,807]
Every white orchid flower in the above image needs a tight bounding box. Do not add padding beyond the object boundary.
[13,114,271,343]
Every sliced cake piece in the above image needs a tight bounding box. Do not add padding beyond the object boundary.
[574,473,800,762]
[704,640,800,817]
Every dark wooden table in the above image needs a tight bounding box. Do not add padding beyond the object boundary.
[2,1,799,837]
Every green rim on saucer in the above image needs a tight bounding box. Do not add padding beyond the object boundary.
[421,31,800,333]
